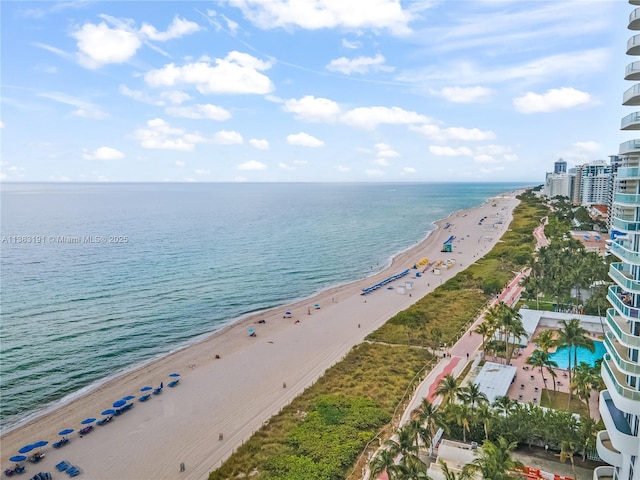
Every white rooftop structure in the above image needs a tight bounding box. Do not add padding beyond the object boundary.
[518,308,606,340]
[426,440,481,480]
[474,362,517,404]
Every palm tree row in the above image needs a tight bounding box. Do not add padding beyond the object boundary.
[474,302,526,365]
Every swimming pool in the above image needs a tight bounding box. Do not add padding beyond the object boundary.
[547,341,606,370]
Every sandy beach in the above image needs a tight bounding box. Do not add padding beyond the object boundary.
[0,191,522,480]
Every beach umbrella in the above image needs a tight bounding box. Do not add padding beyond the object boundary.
[81,418,96,425]
[18,445,34,454]
[169,373,180,378]
[31,441,48,448]
[9,456,27,463]
[112,399,126,408]
[140,386,152,392]
[58,429,74,436]
[101,409,116,416]
[122,395,135,401]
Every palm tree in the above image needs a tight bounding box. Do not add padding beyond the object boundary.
[438,459,472,480]
[395,455,429,480]
[487,302,526,364]
[476,401,495,440]
[370,449,398,480]
[386,425,420,460]
[492,395,516,417]
[412,399,446,455]
[533,329,555,353]
[571,362,597,418]
[457,383,488,412]
[436,374,460,406]
[464,437,523,480]
[474,321,495,352]
[555,318,594,406]
[526,350,558,400]
[447,403,472,443]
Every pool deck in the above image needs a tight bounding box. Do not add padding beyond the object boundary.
[499,326,602,421]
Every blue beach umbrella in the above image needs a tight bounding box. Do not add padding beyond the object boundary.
[18,445,34,454]
[101,409,116,416]
[112,399,126,408]
[9,456,27,463]
[31,441,48,448]
[58,429,74,436]
[122,395,135,401]
[81,418,96,425]
[169,373,180,378]
[140,386,152,392]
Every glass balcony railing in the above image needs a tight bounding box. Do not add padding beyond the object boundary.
[607,286,640,318]
[613,192,640,205]
[619,139,640,155]
[609,262,640,292]
[629,34,640,53]
[631,8,640,29]
[603,356,640,401]
[621,111,640,129]
[623,84,640,105]
[608,241,640,264]
[606,309,640,349]
[617,166,640,179]
[611,216,640,232]
[604,332,640,375]
[626,62,640,80]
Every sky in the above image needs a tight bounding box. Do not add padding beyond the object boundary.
[0,0,633,183]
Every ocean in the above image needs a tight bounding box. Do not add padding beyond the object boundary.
[0,182,528,431]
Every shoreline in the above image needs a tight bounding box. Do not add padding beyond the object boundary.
[0,190,523,479]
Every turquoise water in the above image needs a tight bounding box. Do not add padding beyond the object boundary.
[547,341,606,369]
[0,182,528,430]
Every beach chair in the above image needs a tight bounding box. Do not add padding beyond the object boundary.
[153,387,162,395]
[138,394,151,402]
[79,425,93,435]
[28,474,52,480]
[168,379,179,387]
[53,438,70,448]
[96,416,112,426]
[66,466,81,477]
[13,466,25,474]
[56,461,70,472]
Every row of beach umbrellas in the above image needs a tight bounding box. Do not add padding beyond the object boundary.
[10,373,181,463]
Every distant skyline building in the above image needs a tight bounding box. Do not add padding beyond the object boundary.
[596,3,640,480]
[554,158,567,174]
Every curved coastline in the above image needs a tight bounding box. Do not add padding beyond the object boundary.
[0,190,524,479]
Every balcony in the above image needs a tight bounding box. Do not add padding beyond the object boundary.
[608,241,640,265]
[628,34,640,55]
[604,331,640,375]
[606,309,640,349]
[609,262,640,292]
[619,139,640,155]
[617,166,640,179]
[592,466,615,480]
[607,286,640,319]
[632,0,640,5]
[631,8,640,30]
[596,431,622,467]
[611,216,640,233]
[623,84,640,105]
[626,62,640,81]
[613,192,640,204]
[602,359,640,409]
[621,111,640,130]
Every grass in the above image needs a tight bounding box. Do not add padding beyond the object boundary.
[539,390,590,418]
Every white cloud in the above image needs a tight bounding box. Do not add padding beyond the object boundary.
[365,168,386,177]
[342,38,361,49]
[38,92,109,119]
[283,95,341,122]
[411,124,495,141]
[166,104,231,120]
[286,132,325,147]
[429,146,473,156]
[341,106,428,130]
[278,162,294,170]
[431,86,493,103]
[119,85,165,106]
[374,143,400,158]
[132,118,200,151]
[175,160,186,167]
[293,160,308,166]
[230,0,414,36]
[326,53,393,75]
[238,160,266,170]
[572,141,599,153]
[513,87,592,113]
[402,167,416,174]
[139,16,201,41]
[195,168,211,175]
[336,165,350,172]
[250,138,270,150]
[374,158,390,166]
[213,130,243,144]
[561,140,601,163]
[160,90,192,104]
[0,121,5,128]
[145,51,273,95]
[83,146,124,160]
[473,154,498,164]
[72,22,142,69]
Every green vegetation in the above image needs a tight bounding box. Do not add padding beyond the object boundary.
[209,191,550,480]
[540,390,589,417]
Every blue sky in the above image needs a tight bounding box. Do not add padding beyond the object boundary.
[0,0,632,182]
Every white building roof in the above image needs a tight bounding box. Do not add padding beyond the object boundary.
[475,362,517,404]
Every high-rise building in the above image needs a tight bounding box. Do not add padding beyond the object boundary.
[580,160,614,206]
[597,3,640,480]
[554,158,568,174]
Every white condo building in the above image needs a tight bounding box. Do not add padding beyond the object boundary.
[597,3,640,480]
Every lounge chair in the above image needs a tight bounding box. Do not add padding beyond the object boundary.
[79,425,93,435]
[56,461,70,472]
[29,473,52,480]
[168,379,180,387]
[4,468,15,477]
[138,394,151,402]
[153,388,162,395]
[96,416,112,426]
[14,466,25,474]
[29,452,44,463]
[53,438,70,448]
[66,466,81,477]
